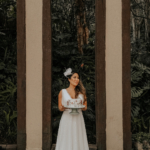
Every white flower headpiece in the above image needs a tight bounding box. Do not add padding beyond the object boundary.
[64,68,73,77]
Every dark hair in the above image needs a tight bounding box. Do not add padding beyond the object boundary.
[66,69,87,102]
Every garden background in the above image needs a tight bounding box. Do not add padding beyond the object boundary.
[0,0,150,149]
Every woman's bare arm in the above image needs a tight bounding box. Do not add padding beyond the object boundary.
[58,90,66,111]
[81,100,87,111]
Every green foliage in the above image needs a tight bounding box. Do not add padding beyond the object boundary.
[132,132,150,143]
[0,0,149,146]
[131,53,150,134]
[51,0,96,144]
[130,0,150,135]
[132,132,150,150]
[0,0,17,144]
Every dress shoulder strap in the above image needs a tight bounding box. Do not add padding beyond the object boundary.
[61,89,71,106]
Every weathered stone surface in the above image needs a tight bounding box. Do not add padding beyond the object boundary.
[17,0,26,149]
[42,0,52,149]
[122,0,132,150]
[95,0,106,150]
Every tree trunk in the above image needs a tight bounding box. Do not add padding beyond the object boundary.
[131,12,136,42]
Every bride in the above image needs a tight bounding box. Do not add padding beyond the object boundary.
[55,68,89,150]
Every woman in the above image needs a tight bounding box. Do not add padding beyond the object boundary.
[55,68,89,150]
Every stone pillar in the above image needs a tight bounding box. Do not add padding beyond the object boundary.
[26,0,43,149]
[106,0,123,149]
[105,0,131,150]
[17,0,26,149]
[17,0,52,149]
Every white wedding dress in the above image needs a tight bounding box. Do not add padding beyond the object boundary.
[55,89,89,150]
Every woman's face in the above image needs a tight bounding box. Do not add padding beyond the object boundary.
[68,73,79,86]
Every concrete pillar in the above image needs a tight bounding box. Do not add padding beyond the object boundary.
[26,0,43,149]
[106,0,123,150]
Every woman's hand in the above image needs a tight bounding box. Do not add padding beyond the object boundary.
[81,100,87,111]
[61,105,67,111]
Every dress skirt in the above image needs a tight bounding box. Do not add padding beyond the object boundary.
[55,108,89,150]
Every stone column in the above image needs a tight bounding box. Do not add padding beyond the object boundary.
[105,0,131,150]
[26,0,43,149]
[106,0,123,149]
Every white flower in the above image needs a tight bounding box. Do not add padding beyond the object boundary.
[64,68,72,77]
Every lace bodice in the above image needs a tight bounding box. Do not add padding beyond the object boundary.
[58,89,87,111]
[61,89,84,106]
